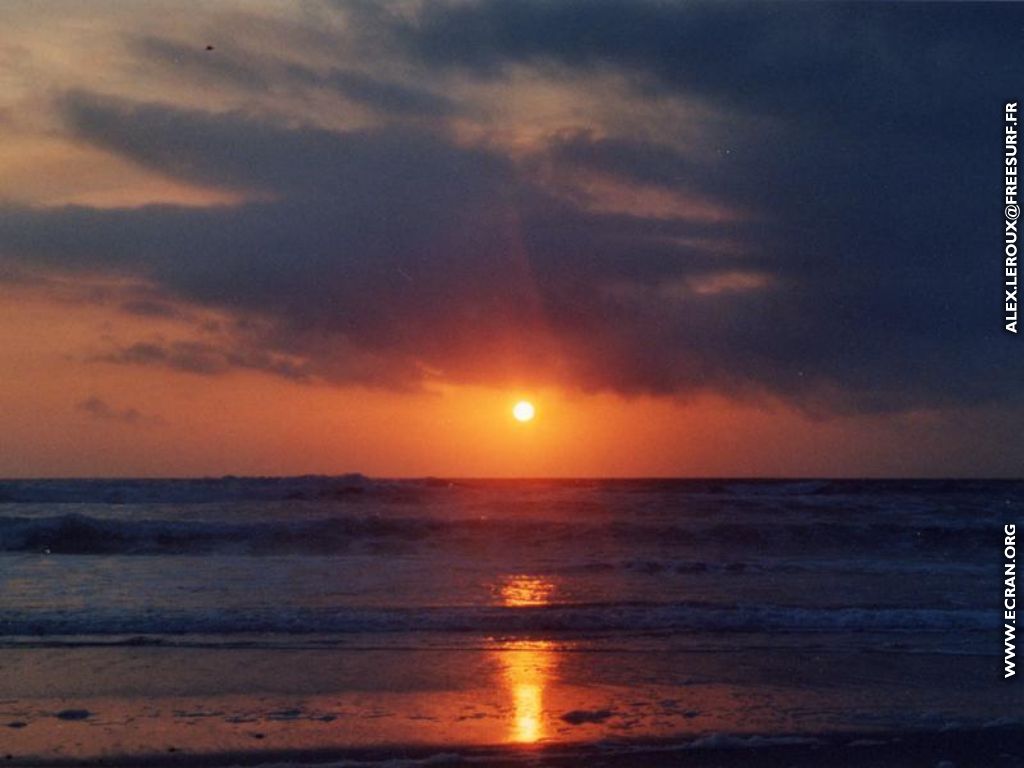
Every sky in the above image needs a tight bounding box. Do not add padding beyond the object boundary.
[0,0,1021,478]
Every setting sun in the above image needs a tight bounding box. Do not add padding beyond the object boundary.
[512,401,535,422]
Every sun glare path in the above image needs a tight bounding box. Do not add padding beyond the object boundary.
[501,640,556,743]
[513,400,535,422]
[499,575,555,607]
[498,575,557,743]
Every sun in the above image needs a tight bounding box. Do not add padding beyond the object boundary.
[512,400,535,422]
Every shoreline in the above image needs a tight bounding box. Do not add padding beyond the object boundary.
[6,726,1022,768]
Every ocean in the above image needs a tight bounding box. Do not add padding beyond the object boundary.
[1,477,1021,766]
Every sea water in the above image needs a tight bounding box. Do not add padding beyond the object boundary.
[0,477,1020,763]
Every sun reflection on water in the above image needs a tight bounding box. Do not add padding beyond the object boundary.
[496,575,558,743]
[499,575,555,607]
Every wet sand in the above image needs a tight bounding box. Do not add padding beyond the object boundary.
[1,638,1019,766]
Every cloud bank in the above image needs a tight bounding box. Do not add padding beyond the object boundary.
[0,0,1020,417]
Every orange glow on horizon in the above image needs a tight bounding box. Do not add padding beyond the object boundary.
[0,286,1005,478]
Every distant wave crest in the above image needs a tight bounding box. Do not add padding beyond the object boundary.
[0,512,995,556]
[0,601,996,638]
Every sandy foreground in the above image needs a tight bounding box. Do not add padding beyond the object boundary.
[1,639,1019,767]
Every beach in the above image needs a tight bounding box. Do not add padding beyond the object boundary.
[1,478,1021,766]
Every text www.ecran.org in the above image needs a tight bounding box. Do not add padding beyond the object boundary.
[1006,524,1017,678]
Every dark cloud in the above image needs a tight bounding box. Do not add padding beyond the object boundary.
[97,340,315,381]
[316,68,458,117]
[77,396,157,425]
[381,0,1023,410]
[1,1,1021,418]
[387,0,1012,133]
[3,94,556,387]
[543,129,702,193]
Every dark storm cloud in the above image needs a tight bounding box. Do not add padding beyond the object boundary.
[2,95,560,386]
[387,0,1009,132]
[0,95,773,396]
[1,1,1021,415]
[381,0,1024,409]
[61,90,479,195]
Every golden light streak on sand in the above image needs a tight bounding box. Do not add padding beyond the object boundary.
[497,575,558,743]
[503,640,555,744]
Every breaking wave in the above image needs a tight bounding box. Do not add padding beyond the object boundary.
[0,601,996,637]
[0,512,996,556]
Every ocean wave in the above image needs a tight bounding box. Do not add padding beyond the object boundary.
[0,475,379,504]
[580,557,990,577]
[0,511,996,556]
[1,476,1020,505]
[0,601,996,637]
[0,512,448,554]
